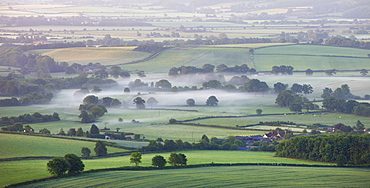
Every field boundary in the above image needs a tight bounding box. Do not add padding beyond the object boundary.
[8,162,366,188]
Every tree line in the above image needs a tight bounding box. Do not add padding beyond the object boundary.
[0,72,118,98]
[140,135,246,152]
[0,112,59,129]
[169,63,256,76]
[275,134,370,166]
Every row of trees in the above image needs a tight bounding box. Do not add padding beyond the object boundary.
[0,72,117,97]
[0,92,54,107]
[0,112,59,127]
[169,64,256,76]
[275,134,370,166]
[141,135,246,152]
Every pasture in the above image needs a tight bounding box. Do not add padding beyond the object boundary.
[0,133,126,159]
[0,151,334,187]
[17,166,370,188]
[117,44,370,72]
[188,112,370,129]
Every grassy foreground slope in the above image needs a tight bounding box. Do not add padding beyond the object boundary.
[0,151,332,187]
[19,166,370,188]
[0,133,126,159]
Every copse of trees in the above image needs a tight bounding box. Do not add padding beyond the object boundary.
[271,65,294,75]
[321,84,356,100]
[244,79,269,92]
[325,36,370,50]
[168,153,187,166]
[275,134,370,166]
[275,90,317,112]
[78,95,113,123]
[47,153,84,176]
[323,97,370,116]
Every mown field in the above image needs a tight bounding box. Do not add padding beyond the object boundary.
[0,133,126,159]
[0,150,334,187]
[41,47,151,66]
[18,166,370,188]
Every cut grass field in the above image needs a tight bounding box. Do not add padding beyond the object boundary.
[18,166,370,188]
[41,47,151,65]
[0,133,126,159]
[0,151,334,187]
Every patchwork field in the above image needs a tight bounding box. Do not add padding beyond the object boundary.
[17,166,370,188]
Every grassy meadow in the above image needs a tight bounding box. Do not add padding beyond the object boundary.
[0,150,335,187]
[17,166,370,188]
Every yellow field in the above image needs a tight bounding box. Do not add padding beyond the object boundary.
[42,47,151,65]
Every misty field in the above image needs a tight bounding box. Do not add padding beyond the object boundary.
[18,166,370,188]
[0,151,334,187]
[0,133,126,159]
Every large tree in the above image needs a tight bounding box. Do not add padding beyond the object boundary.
[206,95,219,106]
[155,79,172,90]
[64,153,85,175]
[186,98,195,106]
[147,97,158,107]
[94,141,107,157]
[152,155,167,168]
[83,95,99,105]
[133,97,146,109]
[130,152,142,166]
[81,147,91,158]
[273,82,288,93]
[90,124,99,135]
[47,157,70,176]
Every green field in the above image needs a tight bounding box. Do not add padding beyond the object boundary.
[256,45,370,57]
[0,133,126,159]
[17,166,370,188]
[118,45,370,72]
[189,112,370,129]
[0,151,334,187]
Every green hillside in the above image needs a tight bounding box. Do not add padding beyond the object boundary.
[0,133,126,159]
